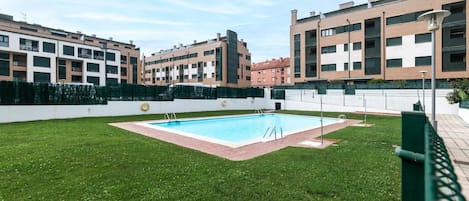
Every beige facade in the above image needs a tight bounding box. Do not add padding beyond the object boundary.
[0,14,141,85]
[143,30,251,88]
[251,57,292,88]
[290,0,468,84]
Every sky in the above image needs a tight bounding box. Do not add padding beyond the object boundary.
[1,0,368,63]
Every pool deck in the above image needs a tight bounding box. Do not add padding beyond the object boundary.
[111,118,361,161]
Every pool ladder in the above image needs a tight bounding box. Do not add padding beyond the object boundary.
[164,112,177,121]
[263,125,284,140]
[255,109,264,114]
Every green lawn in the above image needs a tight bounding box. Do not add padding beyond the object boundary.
[0,110,401,201]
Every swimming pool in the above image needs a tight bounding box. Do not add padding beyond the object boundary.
[142,114,342,147]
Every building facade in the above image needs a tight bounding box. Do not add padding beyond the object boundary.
[251,57,292,88]
[0,14,141,86]
[290,0,467,84]
[143,30,251,88]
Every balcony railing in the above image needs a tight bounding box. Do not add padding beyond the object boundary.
[19,45,38,52]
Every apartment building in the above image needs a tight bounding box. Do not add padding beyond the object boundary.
[143,30,251,88]
[0,14,141,86]
[251,57,292,88]
[290,0,467,84]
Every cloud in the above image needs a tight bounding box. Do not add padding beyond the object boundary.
[65,13,189,26]
[168,0,245,15]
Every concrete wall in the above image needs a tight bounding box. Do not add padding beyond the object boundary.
[0,97,270,123]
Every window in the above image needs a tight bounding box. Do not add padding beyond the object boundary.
[72,62,82,72]
[246,55,251,60]
[13,71,26,82]
[58,59,66,80]
[120,55,127,64]
[72,75,82,83]
[450,53,466,63]
[106,65,118,74]
[78,48,92,59]
[353,62,362,70]
[0,35,8,47]
[294,34,301,78]
[415,56,431,66]
[386,37,402,46]
[365,40,375,48]
[450,28,465,39]
[344,63,349,70]
[92,50,104,60]
[106,78,118,85]
[33,56,50,68]
[43,42,55,53]
[63,45,74,56]
[87,63,100,72]
[321,64,336,71]
[20,26,37,32]
[121,67,127,76]
[204,50,214,56]
[344,44,349,51]
[20,38,39,51]
[0,52,9,76]
[415,33,431,43]
[34,72,50,83]
[321,45,336,54]
[353,42,361,50]
[386,10,431,25]
[106,52,116,61]
[87,76,100,85]
[386,58,402,68]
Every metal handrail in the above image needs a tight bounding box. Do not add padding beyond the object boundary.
[163,112,177,121]
[263,126,283,140]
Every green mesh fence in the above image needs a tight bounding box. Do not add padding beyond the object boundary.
[171,85,216,99]
[460,100,469,109]
[425,122,466,201]
[271,89,285,100]
[0,81,264,105]
[0,81,107,105]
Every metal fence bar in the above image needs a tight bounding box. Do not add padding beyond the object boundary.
[425,123,466,201]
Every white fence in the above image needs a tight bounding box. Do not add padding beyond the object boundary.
[268,89,459,115]
[0,98,270,123]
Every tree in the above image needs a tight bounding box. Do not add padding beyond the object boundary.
[446,79,469,104]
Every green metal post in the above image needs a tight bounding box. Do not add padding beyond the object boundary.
[399,112,426,201]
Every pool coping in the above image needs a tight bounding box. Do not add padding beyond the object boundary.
[110,115,361,161]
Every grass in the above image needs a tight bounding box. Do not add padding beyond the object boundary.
[0,110,401,201]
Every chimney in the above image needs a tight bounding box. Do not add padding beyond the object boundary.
[173,45,177,49]
[109,37,113,41]
[310,11,316,16]
[179,43,183,47]
[193,40,197,44]
[291,9,298,25]
[91,34,96,37]
[129,40,133,45]
[76,31,81,34]
[240,38,244,42]
[216,33,221,41]
[339,1,355,9]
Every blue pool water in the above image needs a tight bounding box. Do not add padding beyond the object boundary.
[148,114,340,146]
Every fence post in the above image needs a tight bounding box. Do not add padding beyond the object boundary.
[397,111,426,201]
